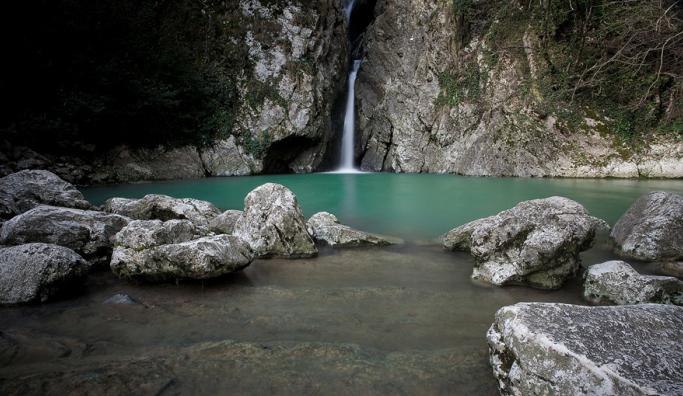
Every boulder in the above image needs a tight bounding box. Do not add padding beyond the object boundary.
[658,261,683,278]
[0,243,89,304]
[0,205,129,264]
[113,219,203,249]
[111,220,252,281]
[0,170,91,219]
[583,260,682,306]
[209,210,243,235]
[611,191,683,261]
[487,303,683,395]
[443,197,606,289]
[233,183,316,258]
[103,194,221,229]
[306,212,398,247]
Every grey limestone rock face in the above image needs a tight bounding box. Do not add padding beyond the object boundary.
[306,211,398,247]
[443,197,607,289]
[233,183,317,258]
[487,303,683,396]
[611,191,683,261]
[0,243,89,304]
[0,206,129,264]
[103,194,221,230]
[0,170,91,220]
[209,210,243,235]
[110,220,252,281]
[355,0,683,177]
[583,260,682,306]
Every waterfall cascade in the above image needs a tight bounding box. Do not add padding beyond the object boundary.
[338,59,361,172]
[335,0,362,173]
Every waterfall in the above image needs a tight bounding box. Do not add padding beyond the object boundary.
[338,59,361,172]
[343,0,356,19]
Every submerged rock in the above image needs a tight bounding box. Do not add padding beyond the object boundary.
[103,194,221,229]
[583,260,683,306]
[487,303,683,395]
[234,183,316,258]
[0,243,89,304]
[0,170,91,219]
[306,212,398,247]
[209,210,243,235]
[111,220,252,281]
[103,293,139,305]
[443,197,606,289]
[611,191,683,261]
[0,206,129,264]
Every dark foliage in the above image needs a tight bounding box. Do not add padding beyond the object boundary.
[0,0,248,154]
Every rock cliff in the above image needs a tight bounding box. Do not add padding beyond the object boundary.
[356,0,683,177]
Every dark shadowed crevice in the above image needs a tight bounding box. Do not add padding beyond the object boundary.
[263,136,319,174]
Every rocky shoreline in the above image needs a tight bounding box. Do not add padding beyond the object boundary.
[1,169,682,394]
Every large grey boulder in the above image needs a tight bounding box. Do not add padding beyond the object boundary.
[583,260,682,306]
[611,191,683,261]
[209,210,243,235]
[103,194,221,229]
[0,170,91,219]
[0,243,89,304]
[306,212,398,248]
[233,183,316,258]
[443,197,606,289]
[487,303,683,395]
[0,206,129,264]
[110,220,252,281]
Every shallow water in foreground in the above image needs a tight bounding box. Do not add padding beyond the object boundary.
[2,174,682,394]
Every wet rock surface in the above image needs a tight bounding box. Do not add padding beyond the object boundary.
[234,183,316,258]
[104,194,221,230]
[306,211,398,247]
[611,191,683,261]
[0,243,89,305]
[111,220,252,282]
[0,206,129,264]
[0,170,91,220]
[487,303,683,395]
[443,197,606,289]
[583,260,683,305]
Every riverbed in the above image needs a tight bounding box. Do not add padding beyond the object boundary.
[1,174,682,394]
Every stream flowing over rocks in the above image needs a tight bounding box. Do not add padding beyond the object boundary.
[443,197,606,289]
[487,303,683,396]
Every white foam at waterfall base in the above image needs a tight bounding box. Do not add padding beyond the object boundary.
[336,59,362,173]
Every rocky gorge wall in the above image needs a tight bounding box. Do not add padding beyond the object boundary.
[1,0,349,184]
[355,0,683,177]
[2,0,682,183]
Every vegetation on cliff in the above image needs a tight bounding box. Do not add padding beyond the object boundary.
[446,0,683,144]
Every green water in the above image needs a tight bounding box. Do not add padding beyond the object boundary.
[83,173,683,240]
[2,174,681,394]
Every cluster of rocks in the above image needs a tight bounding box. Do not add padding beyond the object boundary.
[440,190,682,394]
[0,170,396,304]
